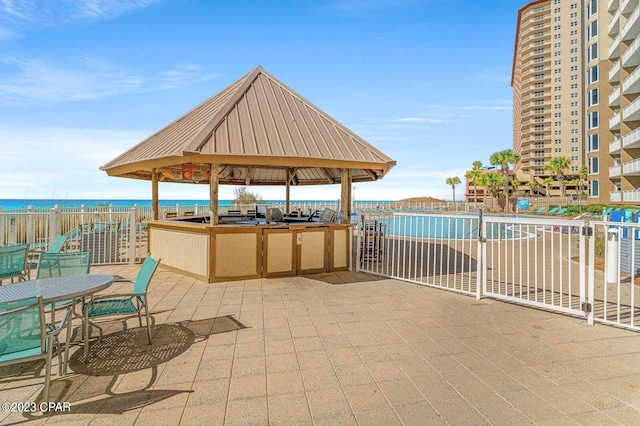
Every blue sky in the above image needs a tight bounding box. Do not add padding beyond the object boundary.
[0,0,523,202]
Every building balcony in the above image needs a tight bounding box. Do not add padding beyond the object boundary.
[609,33,622,59]
[622,0,638,14]
[622,8,640,41]
[610,111,622,130]
[623,96,640,122]
[622,66,640,95]
[609,0,619,12]
[610,191,622,203]
[623,157,640,175]
[623,189,640,202]
[610,137,622,154]
[622,36,640,68]
[609,8,621,35]
[623,128,640,149]
[609,60,621,83]
[609,85,621,106]
[610,164,622,178]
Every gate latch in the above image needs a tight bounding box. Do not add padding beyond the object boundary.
[581,302,592,314]
[582,226,593,237]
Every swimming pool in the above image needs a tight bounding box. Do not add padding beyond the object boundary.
[371,215,537,240]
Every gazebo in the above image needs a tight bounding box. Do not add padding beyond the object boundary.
[101,66,396,224]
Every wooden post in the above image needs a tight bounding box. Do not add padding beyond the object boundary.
[210,163,219,225]
[152,168,159,221]
[340,168,352,223]
[285,168,291,214]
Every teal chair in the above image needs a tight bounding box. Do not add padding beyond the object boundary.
[547,207,559,214]
[29,234,69,270]
[0,244,29,284]
[36,252,91,324]
[84,255,160,345]
[0,296,72,401]
[554,207,568,215]
[534,207,546,214]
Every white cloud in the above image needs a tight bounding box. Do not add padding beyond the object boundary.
[391,117,445,123]
[0,56,218,105]
[0,0,163,38]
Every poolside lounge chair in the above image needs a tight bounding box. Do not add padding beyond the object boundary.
[534,207,546,214]
[0,244,29,284]
[554,207,568,215]
[602,207,614,216]
[547,207,559,215]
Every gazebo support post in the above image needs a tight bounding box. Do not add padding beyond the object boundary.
[152,168,159,221]
[285,168,291,214]
[210,163,219,225]
[340,168,352,223]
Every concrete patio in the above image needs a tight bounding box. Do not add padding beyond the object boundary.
[2,264,640,425]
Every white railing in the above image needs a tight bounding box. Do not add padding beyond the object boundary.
[622,189,640,202]
[610,111,622,129]
[610,164,622,177]
[621,0,637,14]
[609,85,621,106]
[609,33,622,58]
[623,157,640,174]
[610,191,622,202]
[610,137,622,153]
[623,127,640,149]
[609,8,621,35]
[623,66,640,94]
[609,0,619,12]
[622,35,640,67]
[621,7,639,39]
[622,95,640,121]
[609,60,621,82]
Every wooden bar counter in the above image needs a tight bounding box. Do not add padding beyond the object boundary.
[148,219,353,282]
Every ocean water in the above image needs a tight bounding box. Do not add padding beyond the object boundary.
[0,199,358,211]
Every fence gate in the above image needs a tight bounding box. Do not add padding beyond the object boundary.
[480,215,588,318]
[356,212,592,320]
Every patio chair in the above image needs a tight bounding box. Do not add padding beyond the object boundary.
[36,251,91,324]
[534,207,546,214]
[0,296,72,401]
[0,244,29,284]
[553,207,568,215]
[84,254,160,345]
[29,234,70,270]
[547,207,559,215]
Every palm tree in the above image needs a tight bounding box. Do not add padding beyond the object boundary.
[511,179,521,197]
[478,172,505,210]
[542,177,554,197]
[543,156,572,197]
[579,165,588,199]
[568,178,581,196]
[465,161,483,206]
[445,176,461,204]
[489,149,521,212]
[526,180,540,197]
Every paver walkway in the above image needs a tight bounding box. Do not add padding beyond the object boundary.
[1,265,640,425]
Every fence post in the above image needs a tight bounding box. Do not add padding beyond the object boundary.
[129,207,137,265]
[8,215,17,245]
[195,204,199,215]
[108,204,113,222]
[356,213,363,272]
[476,208,484,300]
[48,206,61,244]
[0,210,4,246]
[27,205,35,246]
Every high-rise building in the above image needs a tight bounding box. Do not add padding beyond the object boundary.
[512,0,586,195]
[606,0,640,204]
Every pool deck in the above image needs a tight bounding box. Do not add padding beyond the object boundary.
[1,264,640,425]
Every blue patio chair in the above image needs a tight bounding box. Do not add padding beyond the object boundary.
[29,234,70,270]
[602,207,614,216]
[534,207,546,214]
[36,251,91,324]
[0,296,72,401]
[0,244,29,284]
[547,207,559,215]
[84,255,160,345]
[554,207,568,215]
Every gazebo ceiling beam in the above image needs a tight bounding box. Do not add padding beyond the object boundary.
[321,168,334,184]
[245,167,252,185]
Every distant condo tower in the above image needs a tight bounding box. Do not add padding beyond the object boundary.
[512,0,640,205]
[512,0,586,197]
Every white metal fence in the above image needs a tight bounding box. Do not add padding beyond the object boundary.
[356,211,640,333]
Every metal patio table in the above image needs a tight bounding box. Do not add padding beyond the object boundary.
[0,274,114,362]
